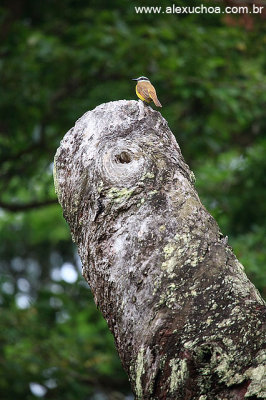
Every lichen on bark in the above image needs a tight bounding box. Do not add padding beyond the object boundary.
[54,100,265,399]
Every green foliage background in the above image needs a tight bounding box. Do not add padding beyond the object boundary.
[0,0,265,398]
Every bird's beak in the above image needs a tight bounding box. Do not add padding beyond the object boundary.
[132,78,138,81]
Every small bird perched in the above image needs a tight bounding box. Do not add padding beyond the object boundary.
[132,76,162,107]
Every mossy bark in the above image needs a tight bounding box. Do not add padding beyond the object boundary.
[54,100,265,399]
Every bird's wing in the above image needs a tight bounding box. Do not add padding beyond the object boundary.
[137,82,151,101]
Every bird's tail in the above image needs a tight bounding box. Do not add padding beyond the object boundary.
[152,94,162,107]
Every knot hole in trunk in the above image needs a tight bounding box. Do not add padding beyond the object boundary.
[115,151,132,164]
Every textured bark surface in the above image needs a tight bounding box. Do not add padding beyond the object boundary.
[54,100,265,399]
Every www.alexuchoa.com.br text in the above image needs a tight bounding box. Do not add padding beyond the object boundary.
[135,3,264,15]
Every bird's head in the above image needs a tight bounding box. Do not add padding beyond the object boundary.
[132,76,150,82]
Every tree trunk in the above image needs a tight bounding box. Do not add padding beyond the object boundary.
[54,100,265,399]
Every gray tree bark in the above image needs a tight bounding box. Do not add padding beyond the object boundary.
[54,100,265,400]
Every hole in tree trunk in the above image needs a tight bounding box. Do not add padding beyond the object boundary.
[197,345,213,364]
[115,151,132,164]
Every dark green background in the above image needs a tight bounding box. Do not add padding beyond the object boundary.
[0,1,265,399]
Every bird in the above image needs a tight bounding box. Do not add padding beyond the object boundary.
[132,76,162,107]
